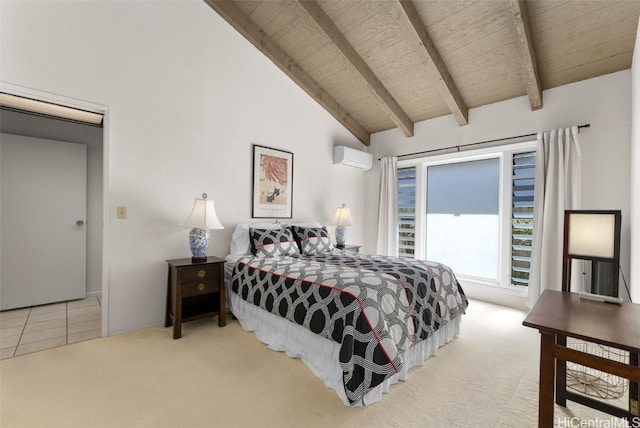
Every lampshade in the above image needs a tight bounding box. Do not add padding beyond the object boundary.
[182,194,224,230]
[332,204,353,227]
[567,213,615,259]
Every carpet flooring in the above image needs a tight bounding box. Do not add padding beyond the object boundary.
[0,299,631,427]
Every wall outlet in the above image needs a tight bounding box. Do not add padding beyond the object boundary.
[117,206,127,219]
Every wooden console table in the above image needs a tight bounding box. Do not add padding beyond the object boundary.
[523,289,640,427]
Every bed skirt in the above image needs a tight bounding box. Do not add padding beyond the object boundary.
[228,290,462,407]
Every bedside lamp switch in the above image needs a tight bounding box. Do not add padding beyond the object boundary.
[117,206,127,219]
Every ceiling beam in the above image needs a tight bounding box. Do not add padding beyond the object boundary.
[508,0,543,110]
[203,0,371,145]
[398,0,469,126]
[298,0,414,138]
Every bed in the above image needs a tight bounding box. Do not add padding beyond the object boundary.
[224,222,468,407]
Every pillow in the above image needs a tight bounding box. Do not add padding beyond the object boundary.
[290,226,333,255]
[250,227,300,257]
[229,223,284,256]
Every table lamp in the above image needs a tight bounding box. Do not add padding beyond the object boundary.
[332,203,353,249]
[182,193,224,262]
[561,210,621,303]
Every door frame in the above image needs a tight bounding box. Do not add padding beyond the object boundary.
[1,82,111,337]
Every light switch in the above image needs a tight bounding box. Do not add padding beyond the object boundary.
[117,206,127,219]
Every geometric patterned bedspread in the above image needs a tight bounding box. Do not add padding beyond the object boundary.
[230,251,468,405]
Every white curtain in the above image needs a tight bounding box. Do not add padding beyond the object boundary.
[527,127,582,308]
[376,156,399,256]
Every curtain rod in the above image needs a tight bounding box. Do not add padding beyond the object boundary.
[381,124,591,161]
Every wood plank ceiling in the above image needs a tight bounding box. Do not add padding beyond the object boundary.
[204,0,640,146]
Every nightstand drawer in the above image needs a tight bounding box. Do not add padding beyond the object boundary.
[181,267,218,282]
[181,280,219,297]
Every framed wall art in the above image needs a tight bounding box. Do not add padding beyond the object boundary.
[252,144,293,218]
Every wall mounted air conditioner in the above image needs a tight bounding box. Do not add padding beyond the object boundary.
[333,145,373,171]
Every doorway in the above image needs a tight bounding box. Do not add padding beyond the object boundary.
[0,91,107,350]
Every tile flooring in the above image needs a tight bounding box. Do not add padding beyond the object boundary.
[0,296,102,359]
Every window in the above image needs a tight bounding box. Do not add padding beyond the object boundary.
[398,167,416,258]
[397,142,536,289]
[426,158,500,279]
[511,152,536,286]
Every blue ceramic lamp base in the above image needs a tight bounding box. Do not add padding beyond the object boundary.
[335,226,346,249]
[189,227,210,263]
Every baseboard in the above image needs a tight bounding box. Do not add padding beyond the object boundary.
[461,282,528,311]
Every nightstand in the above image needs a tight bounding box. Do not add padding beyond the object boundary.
[165,256,226,339]
[340,245,361,253]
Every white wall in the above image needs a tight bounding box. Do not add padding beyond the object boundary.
[367,71,633,308]
[631,18,640,303]
[0,0,366,334]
